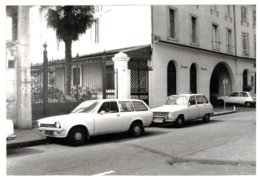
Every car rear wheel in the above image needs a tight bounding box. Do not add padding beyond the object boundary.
[175,116,185,128]
[129,121,144,137]
[67,127,87,146]
[245,102,251,107]
[203,114,210,123]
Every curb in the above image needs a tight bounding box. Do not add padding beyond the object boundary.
[213,110,237,117]
[7,138,49,149]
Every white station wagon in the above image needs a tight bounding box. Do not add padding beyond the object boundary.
[152,94,213,127]
[37,99,153,146]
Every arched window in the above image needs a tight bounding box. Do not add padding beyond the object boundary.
[190,64,197,93]
[167,61,176,96]
[243,70,248,91]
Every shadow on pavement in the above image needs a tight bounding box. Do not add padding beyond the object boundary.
[48,129,168,147]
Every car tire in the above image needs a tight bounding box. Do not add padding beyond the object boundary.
[67,127,87,146]
[245,102,251,107]
[203,114,210,123]
[175,116,185,128]
[129,121,144,137]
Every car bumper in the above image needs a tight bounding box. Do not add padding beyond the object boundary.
[153,117,174,123]
[37,127,67,138]
[7,134,16,141]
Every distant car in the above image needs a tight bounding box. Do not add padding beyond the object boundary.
[6,119,16,141]
[217,91,256,107]
[152,94,213,127]
[37,99,153,146]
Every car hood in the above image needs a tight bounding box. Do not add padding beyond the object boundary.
[38,113,92,124]
[152,105,187,112]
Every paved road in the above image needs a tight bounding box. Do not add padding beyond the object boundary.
[7,108,256,175]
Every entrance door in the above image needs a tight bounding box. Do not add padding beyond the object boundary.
[167,61,177,96]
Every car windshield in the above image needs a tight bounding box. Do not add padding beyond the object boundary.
[71,100,99,113]
[249,92,256,98]
[165,96,188,105]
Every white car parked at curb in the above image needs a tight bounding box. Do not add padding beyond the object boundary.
[152,94,213,127]
[217,91,256,107]
[37,99,153,146]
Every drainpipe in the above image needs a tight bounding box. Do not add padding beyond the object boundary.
[233,5,238,91]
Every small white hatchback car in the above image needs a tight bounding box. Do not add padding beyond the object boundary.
[152,94,213,127]
[217,91,256,107]
[37,99,153,146]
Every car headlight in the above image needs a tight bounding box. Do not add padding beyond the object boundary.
[167,113,174,120]
[54,122,61,128]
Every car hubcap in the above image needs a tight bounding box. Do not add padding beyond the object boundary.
[75,132,82,141]
[134,126,141,134]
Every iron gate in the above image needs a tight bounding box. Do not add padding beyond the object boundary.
[129,58,149,105]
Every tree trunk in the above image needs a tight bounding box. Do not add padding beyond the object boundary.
[65,40,72,95]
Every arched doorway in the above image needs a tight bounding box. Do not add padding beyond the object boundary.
[210,62,233,104]
[167,61,177,96]
[243,69,249,91]
[190,63,197,93]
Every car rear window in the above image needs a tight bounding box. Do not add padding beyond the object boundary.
[202,96,209,103]
[119,101,134,112]
[132,101,148,111]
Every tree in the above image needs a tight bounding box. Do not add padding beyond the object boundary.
[43,6,95,94]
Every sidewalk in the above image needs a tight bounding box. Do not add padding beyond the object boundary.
[7,106,236,149]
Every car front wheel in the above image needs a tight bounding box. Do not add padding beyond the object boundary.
[67,127,87,146]
[175,116,185,128]
[129,122,144,137]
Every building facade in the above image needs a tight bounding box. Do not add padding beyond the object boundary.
[149,5,256,107]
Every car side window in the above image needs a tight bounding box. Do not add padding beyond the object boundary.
[132,101,148,111]
[118,101,134,112]
[202,96,209,103]
[230,92,239,97]
[196,96,204,104]
[98,101,119,113]
[189,96,196,105]
[241,92,248,97]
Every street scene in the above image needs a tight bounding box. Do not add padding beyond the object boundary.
[7,107,255,175]
[5,4,256,176]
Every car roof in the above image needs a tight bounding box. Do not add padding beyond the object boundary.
[83,99,145,103]
[169,94,206,97]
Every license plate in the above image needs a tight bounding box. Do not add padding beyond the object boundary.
[153,118,164,123]
[44,131,53,136]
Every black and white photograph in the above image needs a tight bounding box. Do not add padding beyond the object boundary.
[2,0,258,177]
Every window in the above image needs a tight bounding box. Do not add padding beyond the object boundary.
[241,6,248,26]
[226,5,232,19]
[191,16,198,44]
[8,60,15,69]
[169,8,177,39]
[72,67,81,86]
[94,19,99,43]
[132,101,148,111]
[241,92,249,97]
[227,29,232,54]
[211,5,219,16]
[212,24,220,51]
[106,66,114,89]
[196,96,204,104]
[190,64,197,93]
[189,96,196,105]
[230,92,239,97]
[203,96,209,103]
[242,32,249,56]
[167,61,177,96]
[254,35,256,57]
[98,101,119,113]
[118,101,134,112]
[253,11,256,28]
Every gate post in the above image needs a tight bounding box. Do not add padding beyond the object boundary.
[112,52,130,99]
